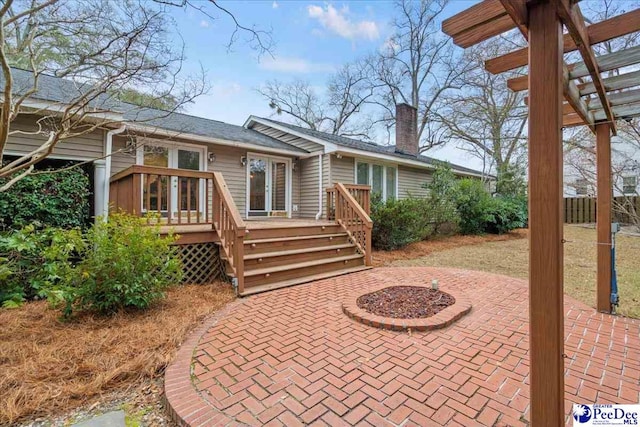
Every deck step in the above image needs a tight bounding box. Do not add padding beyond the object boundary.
[244,254,365,288]
[244,224,343,240]
[244,243,354,260]
[244,233,351,254]
[244,244,358,270]
[239,266,372,296]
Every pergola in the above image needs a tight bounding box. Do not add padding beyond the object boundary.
[442,1,640,425]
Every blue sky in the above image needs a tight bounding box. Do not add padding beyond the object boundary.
[171,1,483,170]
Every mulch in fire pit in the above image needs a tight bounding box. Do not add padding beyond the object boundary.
[356,286,455,319]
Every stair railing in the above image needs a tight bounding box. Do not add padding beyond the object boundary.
[334,182,373,266]
[212,171,246,294]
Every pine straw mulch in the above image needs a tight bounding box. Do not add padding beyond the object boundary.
[0,282,235,426]
[371,229,528,267]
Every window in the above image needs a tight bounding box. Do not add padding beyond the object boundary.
[623,176,637,195]
[356,161,398,201]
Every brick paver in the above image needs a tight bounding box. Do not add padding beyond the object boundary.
[165,267,640,426]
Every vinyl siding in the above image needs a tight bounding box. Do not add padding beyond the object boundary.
[5,114,104,160]
[330,155,355,185]
[299,155,321,218]
[398,165,431,199]
[252,123,322,152]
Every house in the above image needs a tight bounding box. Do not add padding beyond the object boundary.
[564,136,640,198]
[4,68,486,295]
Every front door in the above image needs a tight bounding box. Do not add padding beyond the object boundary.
[247,155,290,217]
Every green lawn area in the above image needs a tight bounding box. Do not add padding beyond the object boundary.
[387,225,640,318]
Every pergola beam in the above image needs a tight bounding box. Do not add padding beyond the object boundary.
[553,0,616,133]
[563,64,595,131]
[499,0,528,39]
[485,8,640,74]
[580,70,640,96]
[589,88,640,110]
[592,102,640,122]
[570,45,640,79]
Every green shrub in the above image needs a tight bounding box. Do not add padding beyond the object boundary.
[425,163,460,233]
[454,179,495,235]
[66,213,182,315]
[0,166,90,230]
[371,195,434,250]
[454,179,527,235]
[0,225,85,308]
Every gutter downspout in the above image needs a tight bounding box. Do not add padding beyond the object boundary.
[315,153,323,220]
[103,125,127,220]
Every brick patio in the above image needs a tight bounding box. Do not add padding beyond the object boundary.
[164,267,640,426]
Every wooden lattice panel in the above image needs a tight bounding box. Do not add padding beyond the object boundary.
[178,243,225,285]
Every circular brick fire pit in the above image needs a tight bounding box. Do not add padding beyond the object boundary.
[342,283,471,331]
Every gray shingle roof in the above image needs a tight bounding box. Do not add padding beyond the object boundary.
[6,68,306,154]
[252,117,486,176]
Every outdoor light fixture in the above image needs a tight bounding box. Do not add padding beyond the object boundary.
[240,155,247,166]
[207,152,216,163]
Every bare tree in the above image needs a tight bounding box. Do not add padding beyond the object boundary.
[258,59,374,139]
[368,0,470,150]
[434,43,528,182]
[0,0,273,190]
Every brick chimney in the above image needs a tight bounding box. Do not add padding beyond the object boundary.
[395,103,418,156]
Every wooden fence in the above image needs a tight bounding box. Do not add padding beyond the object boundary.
[564,196,640,224]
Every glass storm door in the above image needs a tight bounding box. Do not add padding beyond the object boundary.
[248,156,289,217]
[249,157,268,216]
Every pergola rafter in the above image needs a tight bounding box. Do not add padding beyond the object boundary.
[442,1,640,426]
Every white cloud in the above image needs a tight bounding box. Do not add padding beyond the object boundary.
[199,20,210,28]
[210,82,243,99]
[307,4,379,41]
[272,1,279,9]
[259,56,334,73]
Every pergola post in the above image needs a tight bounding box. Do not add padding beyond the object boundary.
[527,1,565,425]
[596,123,612,312]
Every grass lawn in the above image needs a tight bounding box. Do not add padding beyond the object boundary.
[0,282,234,425]
[380,225,640,318]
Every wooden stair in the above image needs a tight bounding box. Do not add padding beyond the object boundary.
[227,223,369,296]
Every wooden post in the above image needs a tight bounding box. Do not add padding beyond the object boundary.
[528,2,565,425]
[596,123,612,312]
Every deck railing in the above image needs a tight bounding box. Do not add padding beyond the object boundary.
[326,184,371,220]
[109,165,214,225]
[333,183,373,266]
[212,171,246,294]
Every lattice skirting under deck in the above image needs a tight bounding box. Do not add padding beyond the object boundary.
[177,242,227,285]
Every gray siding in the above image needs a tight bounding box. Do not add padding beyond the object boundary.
[5,114,104,160]
[398,165,431,199]
[111,135,136,174]
[299,155,321,218]
[252,123,323,152]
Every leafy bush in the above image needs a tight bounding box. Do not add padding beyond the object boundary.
[454,179,526,235]
[67,213,182,315]
[0,214,182,315]
[371,195,434,250]
[0,166,91,230]
[0,225,85,308]
[425,163,460,233]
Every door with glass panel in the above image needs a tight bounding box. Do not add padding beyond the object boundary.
[140,144,205,223]
[248,155,290,217]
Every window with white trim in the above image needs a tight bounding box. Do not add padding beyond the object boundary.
[355,161,398,201]
[623,175,637,195]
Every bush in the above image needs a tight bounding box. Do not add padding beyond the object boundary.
[0,225,85,308]
[454,179,526,235]
[0,214,183,315]
[425,163,460,233]
[0,166,91,230]
[371,195,434,250]
[67,213,182,315]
